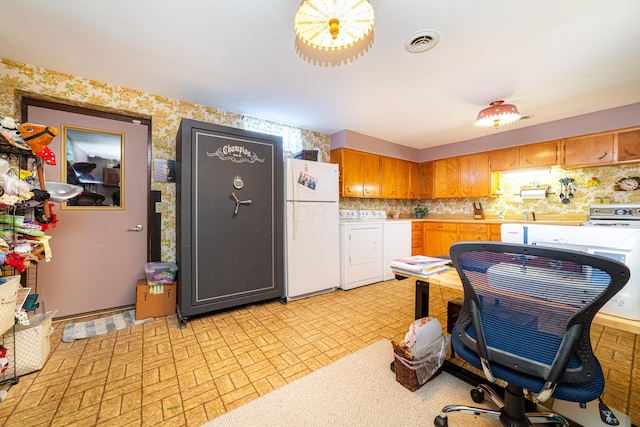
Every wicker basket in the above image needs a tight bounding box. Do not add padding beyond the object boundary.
[0,275,21,335]
[392,334,449,391]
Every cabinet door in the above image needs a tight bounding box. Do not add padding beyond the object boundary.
[408,161,420,199]
[411,222,424,255]
[395,159,411,199]
[419,161,434,199]
[457,223,488,242]
[563,133,614,167]
[617,129,640,162]
[489,224,502,241]
[361,151,380,197]
[424,222,457,257]
[380,156,396,198]
[521,141,557,168]
[490,147,519,171]
[342,149,364,197]
[459,153,490,198]
[433,158,459,198]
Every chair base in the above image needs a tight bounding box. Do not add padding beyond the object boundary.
[434,383,570,427]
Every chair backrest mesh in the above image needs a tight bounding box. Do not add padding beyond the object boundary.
[451,242,629,384]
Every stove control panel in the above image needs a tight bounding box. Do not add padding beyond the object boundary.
[589,204,640,221]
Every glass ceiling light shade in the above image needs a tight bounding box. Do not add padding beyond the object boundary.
[475,100,522,128]
[294,0,375,51]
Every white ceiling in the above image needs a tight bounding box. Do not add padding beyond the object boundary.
[2,1,639,150]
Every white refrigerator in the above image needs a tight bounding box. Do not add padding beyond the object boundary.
[285,158,340,300]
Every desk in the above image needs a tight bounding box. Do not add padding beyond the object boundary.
[397,269,640,336]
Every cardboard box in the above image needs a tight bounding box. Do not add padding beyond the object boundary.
[135,278,176,320]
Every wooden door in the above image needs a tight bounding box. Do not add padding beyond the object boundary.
[419,161,434,199]
[27,105,149,317]
[411,222,424,255]
[459,153,490,198]
[424,222,457,257]
[394,159,411,199]
[380,156,396,198]
[563,133,614,167]
[617,129,640,162]
[520,141,557,168]
[433,158,459,198]
[342,149,364,197]
[361,152,380,198]
[408,162,419,199]
[490,147,519,171]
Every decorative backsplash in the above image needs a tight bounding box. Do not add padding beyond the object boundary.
[341,163,640,217]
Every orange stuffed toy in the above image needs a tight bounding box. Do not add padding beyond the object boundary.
[19,123,58,165]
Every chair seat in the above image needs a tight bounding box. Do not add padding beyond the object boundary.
[451,326,605,403]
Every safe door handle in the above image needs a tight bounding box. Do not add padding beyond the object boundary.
[231,192,252,215]
[128,225,143,232]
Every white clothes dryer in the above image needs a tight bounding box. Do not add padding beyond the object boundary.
[339,210,385,290]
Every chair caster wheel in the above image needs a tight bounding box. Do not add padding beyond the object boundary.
[434,415,448,427]
[471,387,485,403]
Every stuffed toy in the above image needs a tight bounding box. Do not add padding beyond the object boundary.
[19,123,58,165]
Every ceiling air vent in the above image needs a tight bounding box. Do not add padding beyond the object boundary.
[404,30,440,54]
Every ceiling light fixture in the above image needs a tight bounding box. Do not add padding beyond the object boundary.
[475,100,522,128]
[294,0,375,51]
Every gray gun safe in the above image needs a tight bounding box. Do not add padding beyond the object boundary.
[176,119,284,325]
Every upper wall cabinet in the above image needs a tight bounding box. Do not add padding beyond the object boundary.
[331,148,380,198]
[380,156,412,199]
[490,141,557,171]
[617,128,640,162]
[418,161,434,199]
[562,133,614,168]
[433,153,490,199]
[562,126,640,168]
[459,152,491,198]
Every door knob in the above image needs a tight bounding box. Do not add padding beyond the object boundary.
[128,225,143,232]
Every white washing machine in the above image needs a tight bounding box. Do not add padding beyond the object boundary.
[382,220,412,280]
[339,210,385,290]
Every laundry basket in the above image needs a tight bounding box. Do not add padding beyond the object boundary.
[0,276,20,335]
[392,334,449,391]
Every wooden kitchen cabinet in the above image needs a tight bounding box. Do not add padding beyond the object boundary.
[489,147,519,171]
[562,133,614,168]
[459,153,490,198]
[457,223,489,242]
[418,161,434,199]
[423,222,457,257]
[617,128,640,162]
[489,224,502,241]
[520,141,557,168]
[433,158,460,198]
[331,148,380,197]
[380,156,411,199]
[408,161,419,199]
[490,141,557,171]
[411,222,424,255]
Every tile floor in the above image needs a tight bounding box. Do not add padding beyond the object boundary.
[0,278,638,426]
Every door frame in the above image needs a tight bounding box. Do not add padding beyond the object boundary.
[19,94,158,260]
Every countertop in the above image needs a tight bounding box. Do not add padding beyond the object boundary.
[387,213,587,226]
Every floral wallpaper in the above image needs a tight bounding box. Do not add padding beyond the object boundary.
[0,58,330,261]
[1,58,639,260]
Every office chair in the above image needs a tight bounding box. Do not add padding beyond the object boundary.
[434,242,630,427]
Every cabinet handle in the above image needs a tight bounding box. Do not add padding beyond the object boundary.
[624,148,637,156]
[597,152,608,160]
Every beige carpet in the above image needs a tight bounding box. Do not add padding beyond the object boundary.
[203,339,502,427]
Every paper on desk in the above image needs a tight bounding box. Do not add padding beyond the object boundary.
[390,255,449,273]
